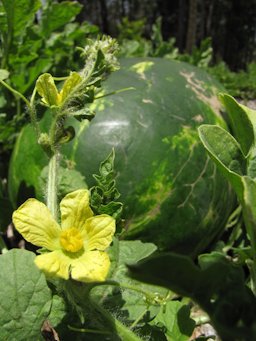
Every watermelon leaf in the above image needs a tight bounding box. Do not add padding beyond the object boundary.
[128,251,256,341]
[39,166,87,201]
[240,176,256,251]
[90,149,123,224]
[0,249,52,340]
[47,295,67,328]
[41,1,82,37]
[219,93,255,156]
[1,0,41,40]
[72,107,96,122]
[198,124,245,200]
[0,69,9,81]
[92,239,169,324]
[149,301,195,341]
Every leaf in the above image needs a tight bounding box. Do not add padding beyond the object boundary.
[0,249,52,340]
[39,166,87,201]
[198,124,245,200]
[57,126,76,145]
[219,93,254,156]
[129,252,256,341]
[240,176,256,251]
[150,301,195,341]
[1,0,41,40]
[41,1,82,37]
[0,69,9,81]
[93,240,169,323]
[36,73,60,107]
[48,295,67,327]
[60,71,82,105]
[72,107,96,122]
[12,56,52,94]
[90,149,123,224]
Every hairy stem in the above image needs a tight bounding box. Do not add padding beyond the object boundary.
[46,151,59,220]
[98,279,167,303]
[0,80,30,107]
[89,298,143,341]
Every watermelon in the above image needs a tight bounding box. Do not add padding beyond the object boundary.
[8,58,234,256]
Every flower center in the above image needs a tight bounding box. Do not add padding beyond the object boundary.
[60,228,83,253]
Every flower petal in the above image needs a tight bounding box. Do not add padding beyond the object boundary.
[70,251,110,282]
[60,189,93,230]
[35,250,70,280]
[83,215,115,251]
[12,199,61,250]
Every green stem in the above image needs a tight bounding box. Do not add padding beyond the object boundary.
[246,259,256,295]
[0,80,30,107]
[46,151,59,220]
[29,105,41,139]
[68,325,112,335]
[94,87,135,100]
[90,298,143,341]
[130,308,147,329]
[99,280,166,303]
[29,87,41,137]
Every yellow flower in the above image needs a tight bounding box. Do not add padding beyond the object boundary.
[12,189,115,283]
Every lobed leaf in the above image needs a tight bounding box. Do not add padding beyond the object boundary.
[90,149,123,223]
[129,251,256,341]
[150,301,195,341]
[93,239,169,323]
[1,0,41,40]
[41,1,82,37]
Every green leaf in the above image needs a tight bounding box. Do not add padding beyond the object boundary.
[60,71,82,104]
[198,124,245,200]
[41,1,82,37]
[0,249,52,340]
[48,295,67,327]
[129,252,256,341]
[36,73,59,107]
[93,240,169,323]
[57,126,76,145]
[219,93,254,156]
[0,69,9,80]
[1,0,41,40]
[72,107,96,122]
[12,56,52,94]
[39,166,87,201]
[150,301,195,341]
[240,176,256,251]
[90,149,123,224]
[247,154,256,178]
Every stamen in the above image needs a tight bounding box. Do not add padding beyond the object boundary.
[60,228,83,253]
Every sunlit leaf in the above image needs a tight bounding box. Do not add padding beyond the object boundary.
[0,69,9,81]
[219,93,254,156]
[198,124,245,200]
[1,0,41,40]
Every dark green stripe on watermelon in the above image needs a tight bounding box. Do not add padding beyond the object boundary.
[8,58,235,256]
